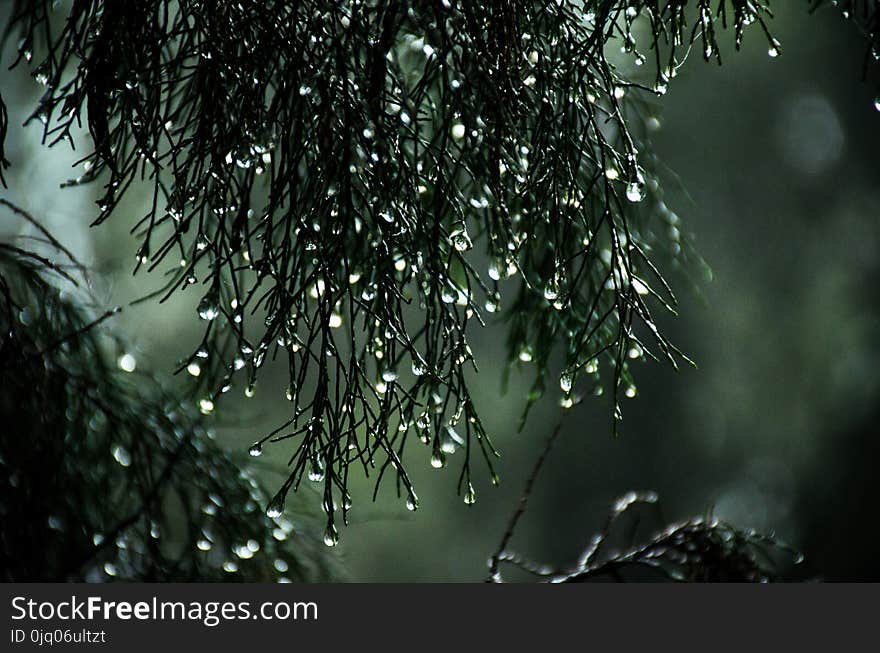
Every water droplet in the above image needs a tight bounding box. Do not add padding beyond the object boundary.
[323,524,339,547]
[187,362,201,377]
[112,445,131,467]
[308,458,325,482]
[274,559,289,573]
[430,450,446,468]
[244,383,256,398]
[266,495,284,519]
[874,96,880,113]
[451,122,466,141]
[543,280,560,301]
[560,372,574,393]
[199,398,215,414]
[463,483,476,505]
[103,563,118,577]
[406,491,419,511]
[518,345,534,362]
[328,312,343,328]
[248,443,263,457]
[626,181,645,203]
[33,66,50,86]
[222,561,239,573]
[117,353,136,373]
[198,292,220,321]
[450,225,472,252]
[625,385,637,398]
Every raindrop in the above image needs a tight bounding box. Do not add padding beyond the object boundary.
[308,457,325,482]
[187,362,201,377]
[626,181,645,203]
[543,278,560,301]
[560,372,574,393]
[248,443,263,457]
[103,563,118,577]
[197,291,220,321]
[33,65,50,86]
[112,445,131,467]
[406,491,419,511]
[196,539,212,551]
[463,483,476,505]
[199,398,215,415]
[117,353,136,373]
[450,226,472,252]
[323,524,339,547]
[440,284,457,304]
[451,123,466,141]
[518,345,534,362]
[266,496,284,519]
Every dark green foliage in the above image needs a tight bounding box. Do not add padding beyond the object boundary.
[0,201,334,581]
[492,492,796,582]
[2,1,877,542]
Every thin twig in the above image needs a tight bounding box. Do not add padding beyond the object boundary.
[487,421,563,582]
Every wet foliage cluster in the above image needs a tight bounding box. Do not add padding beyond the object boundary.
[492,492,797,583]
[0,201,334,581]
[2,1,878,543]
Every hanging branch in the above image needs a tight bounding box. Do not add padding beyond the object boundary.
[2,1,877,542]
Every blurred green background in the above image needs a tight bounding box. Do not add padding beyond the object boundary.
[2,4,879,581]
